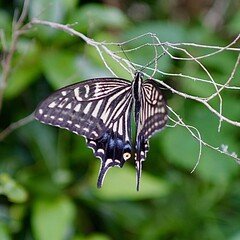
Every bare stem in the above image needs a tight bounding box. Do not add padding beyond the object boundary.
[0,113,34,141]
[0,0,30,113]
[1,14,240,167]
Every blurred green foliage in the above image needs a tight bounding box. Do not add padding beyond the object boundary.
[0,0,240,239]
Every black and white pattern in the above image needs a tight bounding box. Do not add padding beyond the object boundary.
[34,72,168,190]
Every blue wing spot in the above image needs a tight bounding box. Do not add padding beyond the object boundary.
[124,142,131,152]
[109,138,115,148]
[116,138,124,147]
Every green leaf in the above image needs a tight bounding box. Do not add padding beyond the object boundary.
[162,105,239,183]
[85,234,111,240]
[0,174,28,203]
[32,196,76,240]
[0,10,11,34]
[69,4,129,33]
[123,21,186,44]
[84,33,132,78]
[62,0,78,11]
[4,40,41,99]
[90,164,170,200]
[188,104,239,145]
[29,0,67,23]
[29,0,65,24]
[200,51,236,82]
[74,55,109,80]
[29,0,68,41]
[228,11,240,35]
[20,123,58,171]
[187,105,239,183]
[121,21,185,73]
[221,97,240,132]
[42,50,109,89]
[73,234,111,240]
[180,76,217,99]
[196,147,238,184]
[161,126,199,170]
[0,223,10,240]
[230,231,240,240]
[41,49,79,89]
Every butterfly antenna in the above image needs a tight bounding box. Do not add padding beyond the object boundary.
[118,44,136,72]
[139,50,166,72]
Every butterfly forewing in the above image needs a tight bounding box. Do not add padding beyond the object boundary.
[135,79,168,190]
[35,78,131,139]
[34,78,133,187]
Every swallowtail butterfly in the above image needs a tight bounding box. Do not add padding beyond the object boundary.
[34,72,168,190]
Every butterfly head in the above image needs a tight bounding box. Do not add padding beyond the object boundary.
[134,71,144,81]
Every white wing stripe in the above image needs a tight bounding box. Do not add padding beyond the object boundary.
[92,99,103,117]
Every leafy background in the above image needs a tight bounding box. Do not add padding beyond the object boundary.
[0,0,240,239]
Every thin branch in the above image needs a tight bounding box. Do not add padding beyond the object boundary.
[122,59,240,128]
[0,30,7,52]
[0,113,34,141]
[167,106,240,166]
[165,35,240,52]
[164,34,240,60]
[30,19,98,46]
[203,0,230,30]
[207,53,240,102]
[0,0,30,113]
[2,17,240,169]
[17,0,30,27]
[162,44,224,130]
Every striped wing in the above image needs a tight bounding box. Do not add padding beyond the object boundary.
[34,78,133,188]
[135,79,168,190]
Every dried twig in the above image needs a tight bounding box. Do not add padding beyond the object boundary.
[167,106,240,167]
[0,0,30,113]
[1,8,240,171]
[0,113,34,141]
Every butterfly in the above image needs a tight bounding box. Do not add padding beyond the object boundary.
[34,71,168,190]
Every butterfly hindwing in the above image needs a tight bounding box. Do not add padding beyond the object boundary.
[87,92,133,187]
[135,79,168,190]
[139,79,168,137]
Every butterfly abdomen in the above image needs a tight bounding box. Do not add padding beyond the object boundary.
[132,72,143,101]
[132,72,144,123]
